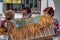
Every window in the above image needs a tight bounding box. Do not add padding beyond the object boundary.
[3,0,41,13]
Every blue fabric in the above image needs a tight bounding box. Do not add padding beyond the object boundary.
[28,13,32,17]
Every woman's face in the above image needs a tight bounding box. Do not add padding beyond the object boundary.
[44,11,54,17]
[21,10,28,15]
[5,13,11,20]
[44,11,48,14]
[44,10,49,15]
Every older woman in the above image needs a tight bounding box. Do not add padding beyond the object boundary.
[43,7,59,36]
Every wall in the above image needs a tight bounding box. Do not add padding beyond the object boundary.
[53,0,60,21]
[0,0,60,22]
[41,0,55,15]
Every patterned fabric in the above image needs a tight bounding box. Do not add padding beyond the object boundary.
[53,18,59,29]
[1,20,16,35]
[0,20,16,40]
[53,18,59,35]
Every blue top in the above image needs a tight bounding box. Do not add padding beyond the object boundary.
[28,13,32,18]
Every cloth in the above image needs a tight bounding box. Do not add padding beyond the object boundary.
[1,19,16,35]
[23,13,32,18]
[53,18,59,35]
